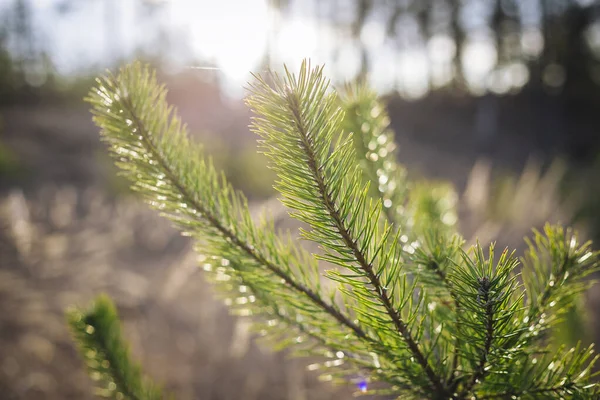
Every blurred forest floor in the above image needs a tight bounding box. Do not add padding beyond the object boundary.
[1,77,599,399]
[0,94,358,400]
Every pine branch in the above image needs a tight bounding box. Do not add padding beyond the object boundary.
[448,244,525,398]
[521,225,599,342]
[122,91,355,337]
[247,62,448,397]
[86,63,378,380]
[339,83,465,388]
[66,295,166,400]
[410,231,466,387]
[78,60,600,400]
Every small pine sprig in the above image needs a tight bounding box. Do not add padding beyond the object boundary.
[522,224,600,341]
[66,295,167,400]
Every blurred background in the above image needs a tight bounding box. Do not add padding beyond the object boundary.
[1,0,600,399]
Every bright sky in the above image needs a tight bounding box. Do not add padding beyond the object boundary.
[8,0,312,96]
[168,0,270,82]
[1,0,533,98]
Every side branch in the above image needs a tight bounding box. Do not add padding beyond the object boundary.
[287,93,447,396]
[121,97,368,343]
[460,277,494,398]
[430,260,462,386]
[527,253,570,322]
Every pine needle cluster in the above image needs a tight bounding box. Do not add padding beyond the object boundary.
[69,61,600,399]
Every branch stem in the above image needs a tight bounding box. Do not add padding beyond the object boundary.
[287,93,447,397]
[121,97,368,343]
[460,280,494,397]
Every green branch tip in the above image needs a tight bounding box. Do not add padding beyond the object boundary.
[66,294,167,400]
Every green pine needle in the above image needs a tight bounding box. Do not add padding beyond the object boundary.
[66,295,167,400]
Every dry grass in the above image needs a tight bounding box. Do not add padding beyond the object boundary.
[0,186,356,400]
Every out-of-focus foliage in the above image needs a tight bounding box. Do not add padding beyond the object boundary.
[0,42,19,102]
[568,157,600,244]
[339,83,409,226]
[0,115,26,183]
[206,139,276,199]
[0,138,23,180]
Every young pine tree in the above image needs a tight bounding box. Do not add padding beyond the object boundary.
[68,61,600,400]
